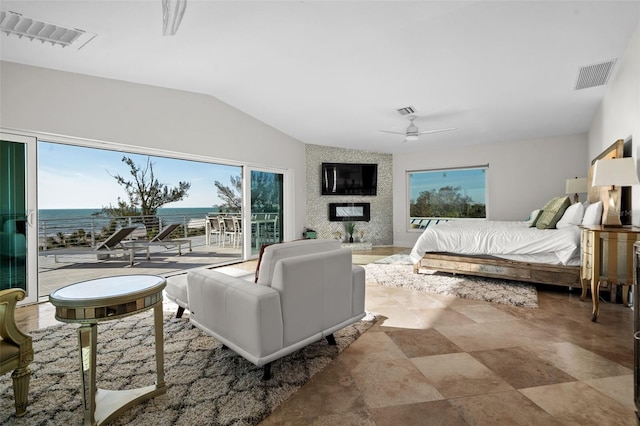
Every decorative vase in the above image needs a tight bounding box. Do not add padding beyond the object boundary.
[349,235,354,243]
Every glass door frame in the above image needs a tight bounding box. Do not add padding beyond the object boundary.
[242,165,292,259]
[0,131,38,305]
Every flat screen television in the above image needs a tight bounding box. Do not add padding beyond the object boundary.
[321,163,377,195]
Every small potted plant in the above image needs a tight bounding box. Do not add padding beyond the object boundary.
[344,221,356,243]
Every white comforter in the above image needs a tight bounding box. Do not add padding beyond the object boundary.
[409,220,580,266]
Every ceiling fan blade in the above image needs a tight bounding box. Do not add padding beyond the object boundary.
[379,130,406,135]
[417,127,457,135]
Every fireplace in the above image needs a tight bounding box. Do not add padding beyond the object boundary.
[329,203,370,222]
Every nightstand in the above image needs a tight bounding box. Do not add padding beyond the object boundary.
[580,225,640,321]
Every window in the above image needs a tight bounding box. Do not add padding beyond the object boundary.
[408,166,487,230]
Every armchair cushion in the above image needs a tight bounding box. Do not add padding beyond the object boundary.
[256,239,341,286]
[0,340,20,364]
[166,266,254,317]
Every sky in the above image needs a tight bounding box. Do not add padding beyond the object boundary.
[409,167,486,204]
[37,141,241,209]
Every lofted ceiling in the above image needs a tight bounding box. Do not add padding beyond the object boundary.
[1,1,638,154]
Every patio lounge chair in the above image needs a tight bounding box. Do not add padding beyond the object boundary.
[43,226,147,266]
[95,226,138,252]
[142,223,192,256]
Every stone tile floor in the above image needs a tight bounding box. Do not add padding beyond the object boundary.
[260,280,636,425]
[13,247,637,425]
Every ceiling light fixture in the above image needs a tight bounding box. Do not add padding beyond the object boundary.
[0,10,95,49]
[162,0,187,36]
[397,106,416,116]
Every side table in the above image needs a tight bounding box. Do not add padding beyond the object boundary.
[580,225,640,321]
[49,275,166,426]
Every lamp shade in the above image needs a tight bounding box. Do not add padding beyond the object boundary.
[565,177,587,194]
[592,157,639,187]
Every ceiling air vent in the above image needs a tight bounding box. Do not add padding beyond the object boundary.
[0,10,96,49]
[575,59,617,90]
[397,106,416,116]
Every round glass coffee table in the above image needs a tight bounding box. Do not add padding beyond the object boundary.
[49,274,167,426]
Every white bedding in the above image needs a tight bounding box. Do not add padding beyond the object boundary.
[409,220,581,266]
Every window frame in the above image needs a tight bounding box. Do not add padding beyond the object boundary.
[406,164,489,232]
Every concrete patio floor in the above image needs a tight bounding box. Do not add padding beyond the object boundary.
[37,235,244,298]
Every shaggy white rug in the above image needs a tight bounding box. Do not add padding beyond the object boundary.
[0,311,377,425]
[366,254,538,308]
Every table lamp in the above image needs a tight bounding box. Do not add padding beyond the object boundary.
[565,177,587,203]
[592,157,639,227]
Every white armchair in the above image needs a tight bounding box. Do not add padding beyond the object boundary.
[186,239,365,379]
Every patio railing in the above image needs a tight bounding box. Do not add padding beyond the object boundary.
[409,217,451,230]
[38,212,219,250]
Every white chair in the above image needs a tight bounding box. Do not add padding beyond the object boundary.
[186,239,366,379]
[205,216,222,246]
[222,217,236,247]
[264,216,279,244]
[229,216,242,248]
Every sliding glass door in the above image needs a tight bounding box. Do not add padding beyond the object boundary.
[245,168,285,257]
[0,132,38,304]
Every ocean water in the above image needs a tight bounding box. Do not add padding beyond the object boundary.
[39,207,218,221]
[38,207,220,236]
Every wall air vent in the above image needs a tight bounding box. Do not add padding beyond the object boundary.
[396,106,415,116]
[0,10,96,49]
[575,59,617,90]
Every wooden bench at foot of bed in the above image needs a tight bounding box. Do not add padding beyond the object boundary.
[413,252,581,288]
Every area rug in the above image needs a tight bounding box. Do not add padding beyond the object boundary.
[0,311,377,425]
[366,253,538,308]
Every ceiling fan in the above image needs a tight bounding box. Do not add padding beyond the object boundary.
[379,116,456,142]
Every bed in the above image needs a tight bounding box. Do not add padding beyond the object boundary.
[411,139,625,288]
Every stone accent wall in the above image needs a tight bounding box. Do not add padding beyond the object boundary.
[305,144,393,245]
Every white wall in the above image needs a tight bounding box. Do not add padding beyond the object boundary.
[0,61,307,239]
[393,134,589,248]
[588,24,640,225]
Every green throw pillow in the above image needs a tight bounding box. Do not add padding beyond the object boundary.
[526,209,543,227]
[536,196,571,229]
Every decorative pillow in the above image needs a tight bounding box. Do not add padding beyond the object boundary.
[254,243,275,283]
[525,209,542,227]
[582,201,603,226]
[556,202,585,229]
[536,196,571,229]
